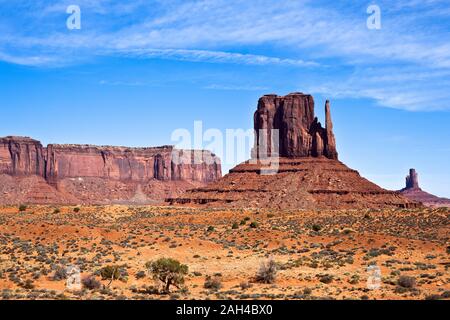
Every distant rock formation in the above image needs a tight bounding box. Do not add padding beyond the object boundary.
[405,169,420,190]
[0,136,221,205]
[400,168,450,208]
[168,93,418,210]
[253,93,338,160]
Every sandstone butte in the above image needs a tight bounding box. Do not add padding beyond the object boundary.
[0,137,221,205]
[168,92,420,210]
[400,168,450,208]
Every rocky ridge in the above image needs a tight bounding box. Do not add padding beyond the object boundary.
[0,136,221,205]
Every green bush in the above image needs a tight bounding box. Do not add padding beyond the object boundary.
[53,208,60,214]
[73,207,80,213]
[207,226,215,232]
[99,265,123,283]
[232,222,239,229]
[312,224,322,232]
[19,205,27,212]
[146,258,188,293]
[250,222,258,229]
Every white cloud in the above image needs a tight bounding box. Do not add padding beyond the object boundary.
[1,0,450,111]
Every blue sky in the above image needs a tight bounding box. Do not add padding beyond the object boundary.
[0,0,449,197]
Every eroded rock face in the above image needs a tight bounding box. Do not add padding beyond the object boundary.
[405,169,420,190]
[0,136,221,204]
[400,168,450,208]
[169,93,419,210]
[0,136,45,176]
[253,93,338,160]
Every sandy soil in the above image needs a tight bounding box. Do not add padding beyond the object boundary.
[0,205,448,300]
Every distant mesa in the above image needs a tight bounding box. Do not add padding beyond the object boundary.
[400,168,450,208]
[0,136,221,205]
[168,93,419,210]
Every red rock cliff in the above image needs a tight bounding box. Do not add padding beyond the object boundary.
[0,136,45,176]
[253,93,338,160]
[0,137,221,185]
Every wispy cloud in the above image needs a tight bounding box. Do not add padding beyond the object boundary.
[1,0,450,111]
[116,48,319,67]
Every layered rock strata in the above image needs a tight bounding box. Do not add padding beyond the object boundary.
[168,93,419,210]
[0,136,221,205]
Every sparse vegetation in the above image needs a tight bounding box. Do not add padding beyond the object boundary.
[146,258,188,293]
[51,266,67,281]
[398,275,416,289]
[82,275,101,290]
[19,205,27,212]
[204,275,222,291]
[255,257,277,284]
[0,205,447,300]
[99,265,121,281]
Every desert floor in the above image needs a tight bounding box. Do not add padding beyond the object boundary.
[0,205,448,300]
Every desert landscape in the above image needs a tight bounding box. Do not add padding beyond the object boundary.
[0,204,448,300]
[0,93,448,301]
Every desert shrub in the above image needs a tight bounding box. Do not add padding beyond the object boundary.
[240,281,252,290]
[255,257,277,284]
[204,275,222,291]
[21,279,35,289]
[348,274,360,285]
[19,205,27,212]
[240,220,246,225]
[244,217,251,221]
[53,208,60,214]
[446,246,450,255]
[73,207,80,213]
[51,266,67,281]
[99,265,125,284]
[146,258,188,293]
[135,271,146,279]
[398,275,416,289]
[312,224,322,232]
[250,222,258,229]
[207,226,215,232]
[319,274,333,284]
[82,275,101,290]
[303,287,312,295]
[232,222,239,229]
